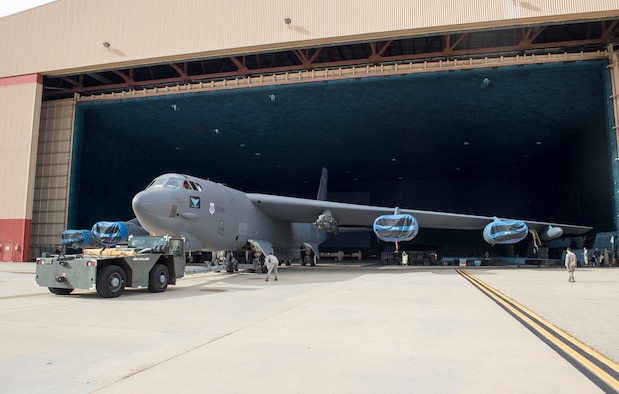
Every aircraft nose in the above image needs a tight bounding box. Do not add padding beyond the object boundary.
[132,189,172,222]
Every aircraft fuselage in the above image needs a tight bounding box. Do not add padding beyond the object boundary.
[132,174,326,253]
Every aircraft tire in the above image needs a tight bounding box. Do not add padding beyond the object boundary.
[148,264,169,293]
[261,265,268,273]
[96,265,126,298]
[48,287,73,295]
[226,262,235,273]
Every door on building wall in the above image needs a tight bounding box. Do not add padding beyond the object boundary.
[2,243,13,261]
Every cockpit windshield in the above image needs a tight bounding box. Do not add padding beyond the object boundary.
[164,178,183,188]
[146,176,202,191]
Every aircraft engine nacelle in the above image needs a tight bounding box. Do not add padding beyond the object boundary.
[540,226,564,241]
[61,229,93,248]
[483,219,528,245]
[91,221,130,245]
[373,214,419,242]
[313,210,339,234]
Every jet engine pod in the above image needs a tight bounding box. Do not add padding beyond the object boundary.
[61,229,93,248]
[314,210,339,234]
[91,221,129,245]
[373,214,419,242]
[483,219,528,245]
[540,226,564,241]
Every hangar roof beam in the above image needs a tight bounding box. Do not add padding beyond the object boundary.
[293,48,323,68]
[600,20,619,47]
[368,41,393,62]
[518,27,546,52]
[111,69,138,89]
[442,34,467,57]
[59,75,83,93]
[169,63,188,80]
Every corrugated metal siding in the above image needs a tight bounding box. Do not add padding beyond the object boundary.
[0,0,618,78]
[31,99,74,257]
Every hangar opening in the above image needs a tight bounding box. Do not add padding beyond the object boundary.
[66,59,615,257]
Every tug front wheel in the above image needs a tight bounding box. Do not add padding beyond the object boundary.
[96,265,126,298]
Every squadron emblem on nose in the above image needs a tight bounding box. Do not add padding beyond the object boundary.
[190,196,200,209]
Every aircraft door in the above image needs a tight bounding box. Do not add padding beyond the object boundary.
[236,222,249,245]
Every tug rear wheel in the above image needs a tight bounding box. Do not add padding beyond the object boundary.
[48,287,73,295]
[148,264,169,293]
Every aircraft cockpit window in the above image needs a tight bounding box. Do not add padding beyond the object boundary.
[175,180,202,191]
[164,178,182,189]
[148,178,167,189]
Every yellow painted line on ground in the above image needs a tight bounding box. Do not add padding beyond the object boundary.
[458,269,619,393]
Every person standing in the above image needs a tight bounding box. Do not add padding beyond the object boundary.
[604,248,610,267]
[265,250,279,281]
[583,246,588,267]
[594,248,601,267]
[565,247,577,282]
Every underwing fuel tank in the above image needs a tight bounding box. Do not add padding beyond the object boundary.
[483,219,528,245]
[373,214,419,242]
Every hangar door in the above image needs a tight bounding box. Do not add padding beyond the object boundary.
[31,57,619,258]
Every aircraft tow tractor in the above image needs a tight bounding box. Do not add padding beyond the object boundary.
[36,235,185,298]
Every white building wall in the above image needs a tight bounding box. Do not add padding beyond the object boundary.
[0,77,42,218]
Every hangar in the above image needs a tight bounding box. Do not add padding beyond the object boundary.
[1,1,619,261]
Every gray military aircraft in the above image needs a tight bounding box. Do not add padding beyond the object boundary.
[131,168,591,261]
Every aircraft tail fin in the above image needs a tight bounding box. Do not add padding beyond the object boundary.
[316,167,328,201]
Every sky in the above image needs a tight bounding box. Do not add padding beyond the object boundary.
[0,0,56,18]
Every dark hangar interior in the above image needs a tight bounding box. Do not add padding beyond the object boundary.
[49,21,619,256]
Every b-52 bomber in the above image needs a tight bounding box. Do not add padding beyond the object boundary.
[131,168,591,262]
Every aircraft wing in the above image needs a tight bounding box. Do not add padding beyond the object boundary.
[247,193,591,234]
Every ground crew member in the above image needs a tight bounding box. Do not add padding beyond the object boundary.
[565,247,577,282]
[265,250,279,281]
[594,248,601,267]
